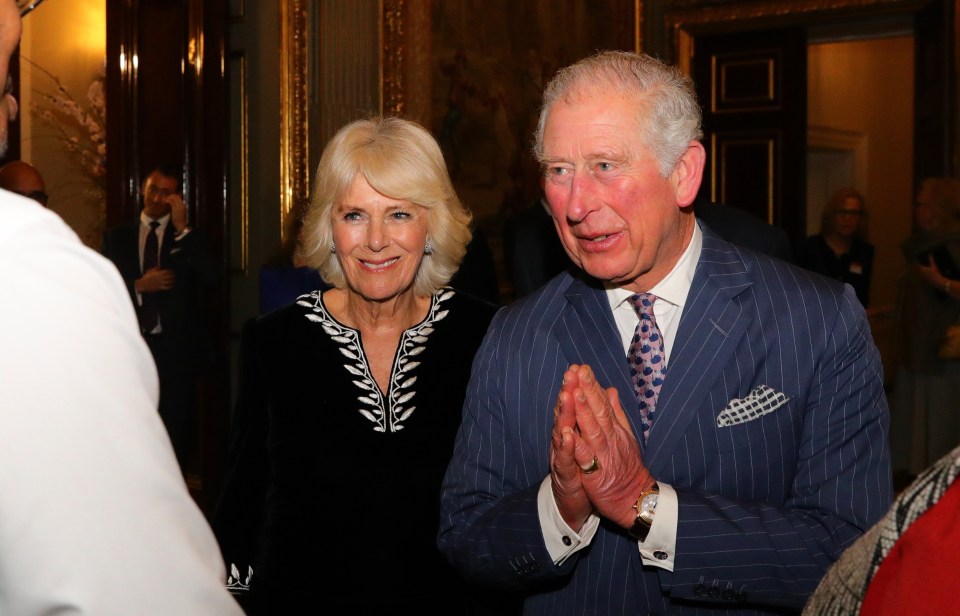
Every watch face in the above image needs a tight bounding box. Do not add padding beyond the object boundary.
[640,493,658,518]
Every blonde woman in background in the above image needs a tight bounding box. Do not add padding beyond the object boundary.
[797,187,874,308]
[891,177,960,479]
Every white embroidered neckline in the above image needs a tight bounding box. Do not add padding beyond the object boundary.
[298,289,454,432]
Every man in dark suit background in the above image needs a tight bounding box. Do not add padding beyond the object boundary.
[439,51,890,614]
[505,188,792,301]
[102,163,218,469]
[693,196,793,262]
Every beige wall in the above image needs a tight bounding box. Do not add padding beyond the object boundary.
[808,36,914,378]
[20,0,106,247]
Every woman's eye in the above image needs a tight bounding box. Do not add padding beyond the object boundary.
[391,211,411,220]
[343,211,362,221]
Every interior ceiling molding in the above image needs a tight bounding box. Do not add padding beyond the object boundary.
[808,124,867,150]
[663,0,926,64]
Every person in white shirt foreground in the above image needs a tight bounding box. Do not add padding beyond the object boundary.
[0,1,242,612]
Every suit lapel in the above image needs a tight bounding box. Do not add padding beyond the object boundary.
[643,227,755,474]
[121,221,142,276]
[159,223,177,266]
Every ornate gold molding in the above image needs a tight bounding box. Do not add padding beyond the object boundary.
[279,0,309,243]
[664,0,922,64]
[381,0,405,115]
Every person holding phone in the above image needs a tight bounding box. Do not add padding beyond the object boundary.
[101,163,219,470]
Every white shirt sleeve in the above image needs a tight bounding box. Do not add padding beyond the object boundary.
[0,196,242,615]
[637,482,678,571]
[537,476,600,563]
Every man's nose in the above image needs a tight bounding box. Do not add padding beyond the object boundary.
[565,173,597,223]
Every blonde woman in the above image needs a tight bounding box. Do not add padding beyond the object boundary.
[797,187,874,307]
[213,117,499,613]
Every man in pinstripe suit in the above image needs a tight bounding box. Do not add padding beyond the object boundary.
[439,51,892,614]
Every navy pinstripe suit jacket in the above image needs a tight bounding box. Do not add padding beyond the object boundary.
[439,224,892,615]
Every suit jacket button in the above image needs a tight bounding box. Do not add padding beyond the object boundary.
[736,591,748,602]
[722,589,735,600]
[693,584,704,597]
[653,550,668,560]
[562,536,572,546]
[707,587,720,599]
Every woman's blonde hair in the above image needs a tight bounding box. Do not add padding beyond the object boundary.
[919,177,960,224]
[299,117,472,296]
[820,187,868,238]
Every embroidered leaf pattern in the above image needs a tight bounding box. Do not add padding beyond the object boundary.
[300,288,453,433]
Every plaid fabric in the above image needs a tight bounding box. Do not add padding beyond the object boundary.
[802,444,960,615]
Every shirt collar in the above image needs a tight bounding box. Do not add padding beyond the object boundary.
[606,222,702,311]
[140,212,171,228]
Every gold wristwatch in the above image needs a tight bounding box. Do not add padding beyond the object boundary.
[628,483,659,542]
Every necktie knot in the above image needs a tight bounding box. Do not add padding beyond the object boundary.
[629,292,657,318]
[149,221,160,230]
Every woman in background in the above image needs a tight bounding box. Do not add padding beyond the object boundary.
[213,117,500,613]
[257,215,328,314]
[892,177,960,478]
[797,187,874,307]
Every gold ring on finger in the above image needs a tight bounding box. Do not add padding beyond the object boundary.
[580,456,600,474]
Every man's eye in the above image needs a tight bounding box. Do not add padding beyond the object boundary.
[597,162,614,172]
[548,166,569,177]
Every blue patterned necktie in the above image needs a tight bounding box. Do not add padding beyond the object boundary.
[627,293,666,440]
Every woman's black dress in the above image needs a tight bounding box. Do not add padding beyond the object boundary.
[213,288,498,613]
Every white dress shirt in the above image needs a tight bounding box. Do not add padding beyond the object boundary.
[0,191,242,615]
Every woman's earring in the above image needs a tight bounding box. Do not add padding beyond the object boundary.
[329,241,336,253]
[424,239,434,255]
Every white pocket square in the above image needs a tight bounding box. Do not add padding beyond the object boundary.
[717,385,789,427]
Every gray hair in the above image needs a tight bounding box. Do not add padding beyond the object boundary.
[533,51,703,177]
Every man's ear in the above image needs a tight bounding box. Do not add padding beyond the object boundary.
[671,141,706,208]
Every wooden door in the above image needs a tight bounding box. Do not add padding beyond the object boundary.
[692,27,807,245]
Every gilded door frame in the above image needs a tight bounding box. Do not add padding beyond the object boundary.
[278,0,643,243]
[662,0,928,70]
